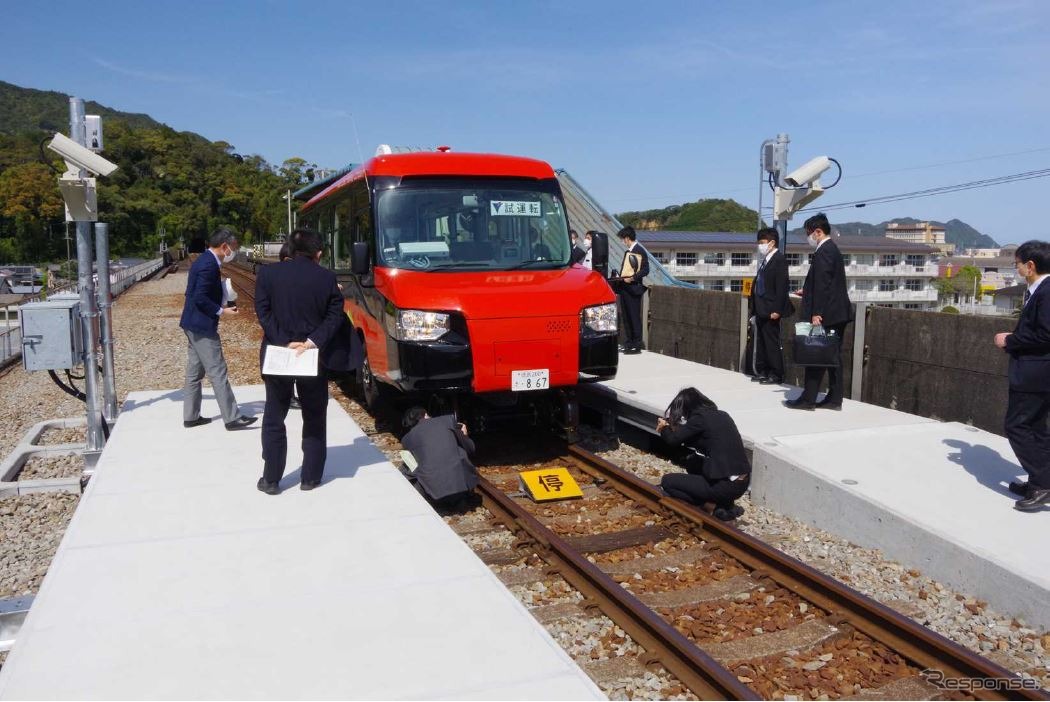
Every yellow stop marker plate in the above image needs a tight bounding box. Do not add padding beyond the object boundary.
[519,468,583,502]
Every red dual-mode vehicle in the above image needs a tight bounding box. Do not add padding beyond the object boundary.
[298,147,618,436]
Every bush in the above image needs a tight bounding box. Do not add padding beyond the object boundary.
[941,305,960,314]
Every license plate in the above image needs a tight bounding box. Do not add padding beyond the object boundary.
[511,368,549,391]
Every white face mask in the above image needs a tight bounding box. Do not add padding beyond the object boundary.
[807,234,820,249]
[222,247,236,263]
[757,242,770,256]
[582,238,592,251]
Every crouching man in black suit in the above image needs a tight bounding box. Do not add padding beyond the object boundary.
[995,240,1050,512]
[254,229,362,495]
[750,227,793,384]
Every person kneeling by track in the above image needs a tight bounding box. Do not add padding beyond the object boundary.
[657,387,750,521]
[400,407,481,513]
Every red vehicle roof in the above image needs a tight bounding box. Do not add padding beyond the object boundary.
[301,151,556,213]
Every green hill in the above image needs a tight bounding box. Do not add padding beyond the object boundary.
[0,81,311,263]
[617,198,760,232]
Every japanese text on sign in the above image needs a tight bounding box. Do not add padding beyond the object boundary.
[519,468,584,502]
[491,200,541,217]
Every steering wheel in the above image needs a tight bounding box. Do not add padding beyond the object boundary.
[408,256,430,269]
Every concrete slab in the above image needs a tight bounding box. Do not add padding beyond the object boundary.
[0,385,603,700]
[579,351,1049,630]
[754,421,1050,630]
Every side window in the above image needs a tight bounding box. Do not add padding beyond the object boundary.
[334,199,352,270]
[352,181,374,255]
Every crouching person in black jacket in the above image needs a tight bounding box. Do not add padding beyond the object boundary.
[401,407,481,513]
[657,388,751,521]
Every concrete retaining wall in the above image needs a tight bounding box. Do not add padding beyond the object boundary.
[648,287,742,370]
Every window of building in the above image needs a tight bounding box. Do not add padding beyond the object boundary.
[652,251,668,264]
[808,253,816,265]
[786,253,803,267]
[905,278,924,291]
[879,279,897,292]
[730,253,751,267]
[675,252,697,266]
[904,303,922,310]
[853,279,874,292]
[729,279,744,292]
[853,254,875,266]
[906,254,925,267]
[789,278,802,289]
[703,252,725,266]
[706,279,725,291]
[842,254,852,265]
[880,254,899,267]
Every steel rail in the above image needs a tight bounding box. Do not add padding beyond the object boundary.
[565,443,1048,701]
[476,475,759,700]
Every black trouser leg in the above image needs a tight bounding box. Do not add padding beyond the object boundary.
[756,317,783,379]
[297,373,330,484]
[262,375,294,483]
[800,323,846,402]
[621,292,643,348]
[660,473,749,509]
[1005,390,1050,489]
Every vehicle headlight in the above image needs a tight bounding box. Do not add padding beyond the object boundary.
[397,309,450,341]
[581,303,617,334]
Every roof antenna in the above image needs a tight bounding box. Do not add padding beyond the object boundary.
[349,112,365,165]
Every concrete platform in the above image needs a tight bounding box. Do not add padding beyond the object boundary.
[0,386,603,700]
[579,351,1050,631]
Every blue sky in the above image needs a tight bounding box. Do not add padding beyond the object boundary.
[3,0,1049,243]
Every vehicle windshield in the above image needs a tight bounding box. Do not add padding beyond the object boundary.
[375,180,570,271]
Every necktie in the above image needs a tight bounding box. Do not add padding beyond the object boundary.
[755,257,767,296]
[1024,289,1032,306]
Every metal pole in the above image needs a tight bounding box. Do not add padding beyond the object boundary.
[286,190,292,234]
[95,222,118,420]
[851,303,867,401]
[77,221,105,450]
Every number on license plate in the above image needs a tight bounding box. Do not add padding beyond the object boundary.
[511,369,549,391]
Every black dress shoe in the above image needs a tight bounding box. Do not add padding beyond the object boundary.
[256,478,280,495]
[1008,480,1030,497]
[750,375,767,383]
[623,347,642,355]
[759,376,784,385]
[225,416,258,430]
[1014,487,1050,512]
[783,398,816,411]
[816,399,843,410]
[300,479,321,491]
[183,417,212,428]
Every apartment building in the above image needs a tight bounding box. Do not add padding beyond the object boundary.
[884,221,955,256]
[638,231,941,310]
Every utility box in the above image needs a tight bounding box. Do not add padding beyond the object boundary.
[20,299,85,371]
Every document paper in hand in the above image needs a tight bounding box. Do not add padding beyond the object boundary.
[262,345,319,376]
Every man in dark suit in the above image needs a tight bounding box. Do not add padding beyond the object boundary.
[569,229,587,264]
[613,226,650,354]
[253,229,362,495]
[786,213,851,411]
[750,227,793,384]
[179,227,256,430]
[400,407,479,511]
[995,240,1050,511]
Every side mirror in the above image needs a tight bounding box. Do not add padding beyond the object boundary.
[351,241,371,276]
[591,232,609,277]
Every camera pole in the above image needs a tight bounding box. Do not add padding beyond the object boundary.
[95,222,118,421]
[69,97,106,451]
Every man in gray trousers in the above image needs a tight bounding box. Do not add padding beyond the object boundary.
[179,227,257,430]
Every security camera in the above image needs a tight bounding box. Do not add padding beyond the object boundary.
[47,132,118,177]
[783,156,831,188]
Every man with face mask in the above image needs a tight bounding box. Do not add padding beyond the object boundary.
[570,229,587,265]
[750,228,793,384]
[582,231,595,270]
[785,213,851,411]
[179,227,257,430]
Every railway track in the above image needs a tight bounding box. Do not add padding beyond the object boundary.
[457,439,1046,700]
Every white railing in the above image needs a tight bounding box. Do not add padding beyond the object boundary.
[849,289,939,302]
[665,260,939,279]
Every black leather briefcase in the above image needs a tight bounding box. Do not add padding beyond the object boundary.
[792,330,840,367]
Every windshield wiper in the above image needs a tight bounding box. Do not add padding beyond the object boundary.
[427,262,490,271]
[506,258,562,270]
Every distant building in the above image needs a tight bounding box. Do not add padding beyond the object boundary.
[992,284,1025,316]
[638,231,941,310]
[884,221,955,256]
